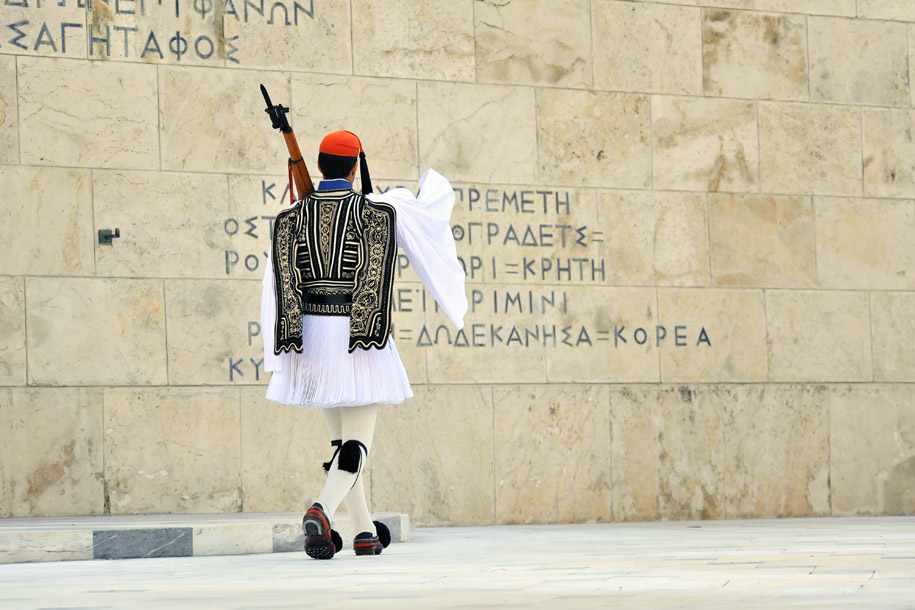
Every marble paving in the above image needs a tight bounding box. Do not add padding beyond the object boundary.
[0,517,913,608]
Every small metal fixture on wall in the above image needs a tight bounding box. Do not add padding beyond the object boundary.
[98,228,120,245]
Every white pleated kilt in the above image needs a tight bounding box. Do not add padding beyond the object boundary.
[265,314,414,409]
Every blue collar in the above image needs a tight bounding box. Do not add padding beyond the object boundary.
[317,179,353,191]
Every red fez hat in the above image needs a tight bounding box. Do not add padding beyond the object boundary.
[319,130,362,157]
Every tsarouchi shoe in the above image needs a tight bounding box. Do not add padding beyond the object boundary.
[302,503,335,560]
[353,531,383,556]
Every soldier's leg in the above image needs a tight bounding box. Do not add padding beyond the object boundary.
[313,404,378,522]
[317,407,375,536]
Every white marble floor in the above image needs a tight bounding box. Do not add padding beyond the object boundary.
[1,517,913,609]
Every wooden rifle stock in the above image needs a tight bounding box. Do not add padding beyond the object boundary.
[261,84,315,202]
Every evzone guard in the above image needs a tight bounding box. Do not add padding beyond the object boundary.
[259,86,467,559]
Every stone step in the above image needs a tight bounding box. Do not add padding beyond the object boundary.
[0,512,409,564]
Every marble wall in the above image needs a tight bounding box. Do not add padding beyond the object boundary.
[1,1,913,524]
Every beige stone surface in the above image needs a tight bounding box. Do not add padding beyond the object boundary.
[720,385,830,518]
[702,10,808,101]
[160,67,288,174]
[545,288,659,383]
[0,3,88,58]
[658,288,768,382]
[94,171,231,279]
[808,17,908,107]
[829,385,915,515]
[611,385,723,521]
[448,183,601,285]
[226,173,292,280]
[192,524,274,556]
[644,0,857,15]
[652,96,758,192]
[593,2,701,95]
[239,388,332,513]
[26,278,167,386]
[766,290,873,382]
[863,109,915,198]
[165,280,263,386]
[475,0,591,88]
[871,292,915,382]
[352,0,474,81]
[290,75,418,181]
[371,386,494,526]
[494,385,611,524]
[758,102,862,196]
[418,82,537,184]
[815,197,915,290]
[422,284,548,384]
[390,282,428,385]
[0,531,94,563]
[18,57,158,169]
[0,278,25,386]
[857,0,915,21]
[709,194,816,288]
[597,190,709,286]
[224,0,351,73]
[538,90,651,188]
[0,167,94,276]
[0,388,104,518]
[104,387,242,514]
[0,54,17,164]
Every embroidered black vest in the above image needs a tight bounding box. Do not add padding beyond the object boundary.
[272,188,397,353]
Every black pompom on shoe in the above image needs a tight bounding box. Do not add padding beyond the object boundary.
[330,529,343,553]
[373,520,391,549]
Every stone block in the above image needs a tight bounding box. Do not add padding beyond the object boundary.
[538,90,651,189]
[422,284,547,384]
[0,3,88,59]
[593,2,701,95]
[863,109,915,198]
[239,387,335,513]
[390,282,428,384]
[494,385,611,524]
[766,290,872,382]
[858,0,915,20]
[753,0,856,16]
[448,183,601,286]
[720,385,830,518]
[702,10,808,101]
[418,82,537,184]
[658,288,767,383]
[26,278,167,386]
[0,278,26,386]
[0,55,17,164]
[0,167,94,277]
[160,67,289,174]
[596,190,709,286]
[290,75,418,181]
[829,385,915,515]
[18,57,158,169]
[94,171,231,279]
[610,385,724,521]
[0,531,94,564]
[0,388,104,518]
[83,1,224,67]
[224,0,352,73]
[809,17,908,107]
[545,287,659,383]
[352,0,474,81]
[226,173,294,280]
[93,528,192,559]
[709,194,816,288]
[652,96,758,192]
[871,292,915,382]
[475,0,591,88]
[104,387,242,514]
[192,524,273,556]
[165,280,264,386]
[758,102,862,196]
[371,385,494,526]
[815,197,915,290]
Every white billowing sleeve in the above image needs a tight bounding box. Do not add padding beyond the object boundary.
[368,169,467,330]
[261,252,291,372]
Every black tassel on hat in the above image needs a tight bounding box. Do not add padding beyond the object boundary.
[359,151,373,195]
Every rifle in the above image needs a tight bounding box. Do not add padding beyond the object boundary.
[260,84,315,203]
